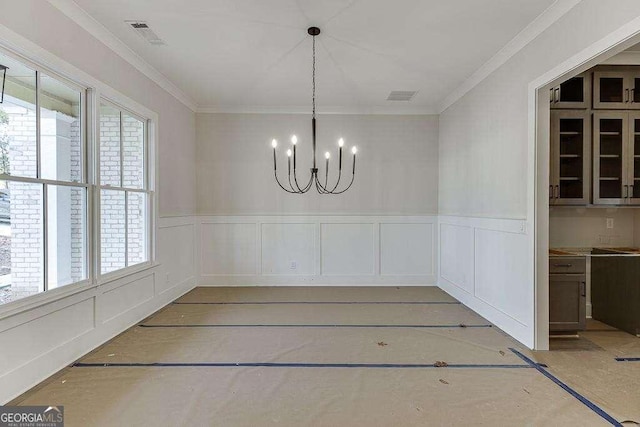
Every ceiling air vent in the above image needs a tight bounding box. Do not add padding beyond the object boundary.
[125,21,165,45]
[386,91,417,101]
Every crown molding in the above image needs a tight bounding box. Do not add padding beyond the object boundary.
[47,0,198,112]
[196,104,438,115]
[438,0,581,114]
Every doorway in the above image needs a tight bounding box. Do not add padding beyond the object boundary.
[533,21,640,350]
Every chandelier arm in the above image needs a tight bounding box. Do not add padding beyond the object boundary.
[317,155,355,194]
[329,168,342,193]
[315,177,328,194]
[292,167,306,193]
[288,164,303,193]
[275,170,300,194]
[314,173,331,194]
[327,172,355,195]
[301,172,315,192]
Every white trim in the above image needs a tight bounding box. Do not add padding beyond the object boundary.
[46,0,197,112]
[438,0,580,114]
[602,50,640,65]
[196,105,439,115]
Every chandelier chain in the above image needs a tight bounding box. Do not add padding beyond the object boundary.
[312,34,316,118]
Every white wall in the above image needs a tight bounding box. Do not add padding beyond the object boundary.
[0,1,197,403]
[195,113,439,286]
[196,113,438,215]
[549,208,638,248]
[438,0,640,349]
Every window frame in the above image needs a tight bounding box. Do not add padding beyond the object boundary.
[97,98,154,280]
[0,48,91,295]
[0,41,158,318]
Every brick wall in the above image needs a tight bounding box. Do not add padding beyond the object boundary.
[3,103,85,298]
[6,105,42,299]
[100,112,145,274]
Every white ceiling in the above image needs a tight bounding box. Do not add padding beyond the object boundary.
[70,0,557,113]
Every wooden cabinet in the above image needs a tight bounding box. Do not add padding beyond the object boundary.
[550,111,590,205]
[550,73,590,109]
[549,257,586,332]
[593,69,640,109]
[591,250,640,336]
[593,111,640,205]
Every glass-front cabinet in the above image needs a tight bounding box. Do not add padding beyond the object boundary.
[593,69,640,110]
[550,111,590,205]
[550,73,590,109]
[628,112,640,203]
[593,112,640,205]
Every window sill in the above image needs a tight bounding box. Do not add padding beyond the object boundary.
[0,279,95,321]
[98,261,160,287]
[0,262,161,322]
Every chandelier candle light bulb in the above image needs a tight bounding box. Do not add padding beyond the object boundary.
[270,27,358,194]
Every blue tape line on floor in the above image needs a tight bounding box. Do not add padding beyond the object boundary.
[172,301,461,305]
[72,361,531,369]
[138,324,493,329]
[614,357,640,362]
[509,348,621,427]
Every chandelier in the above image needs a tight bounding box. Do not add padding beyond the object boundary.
[270,27,357,194]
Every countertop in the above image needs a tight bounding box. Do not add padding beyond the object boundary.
[550,247,640,256]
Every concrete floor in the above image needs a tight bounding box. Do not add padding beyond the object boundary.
[10,287,639,426]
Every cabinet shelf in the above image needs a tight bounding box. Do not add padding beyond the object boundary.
[560,154,580,158]
[559,132,581,135]
[599,154,620,158]
[600,132,621,136]
[600,177,621,181]
[560,177,581,181]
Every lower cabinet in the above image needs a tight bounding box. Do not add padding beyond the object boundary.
[591,251,640,336]
[549,257,586,332]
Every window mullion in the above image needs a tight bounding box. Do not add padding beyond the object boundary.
[35,71,41,179]
[119,111,124,188]
[124,190,128,267]
[42,183,48,292]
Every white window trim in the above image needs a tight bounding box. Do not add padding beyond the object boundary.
[0,30,160,318]
[96,98,155,280]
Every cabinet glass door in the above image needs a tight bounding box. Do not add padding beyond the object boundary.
[594,72,628,109]
[594,114,626,203]
[551,74,589,109]
[629,115,640,202]
[558,118,585,199]
[630,76,640,109]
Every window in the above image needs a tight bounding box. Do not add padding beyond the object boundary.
[0,47,154,308]
[99,101,149,275]
[0,51,87,305]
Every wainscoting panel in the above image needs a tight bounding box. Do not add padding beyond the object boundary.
[439,223,474,294]
[438,216,533,348]
[99,273,155,323]
[380,223,434,276]
[321,223,375,276]
[200,223,256,275]
[261,223,316,275]
[198,216,437,286]
[0,297,94,378]
[0,216,197,404]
